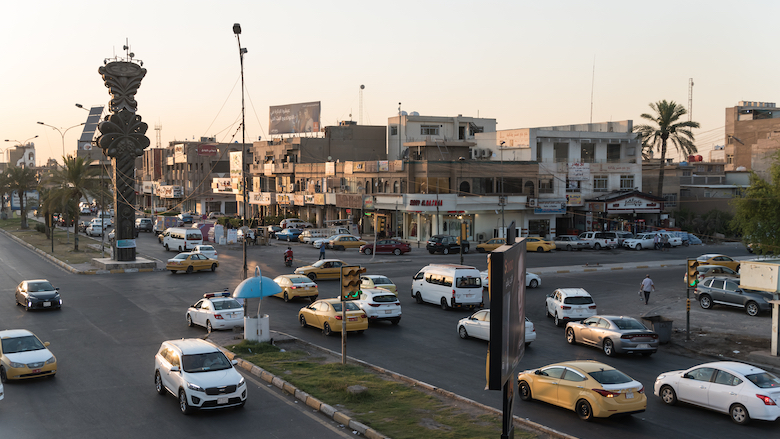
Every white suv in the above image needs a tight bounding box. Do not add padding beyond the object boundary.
[545,288,597,327]
[154,339,246,414]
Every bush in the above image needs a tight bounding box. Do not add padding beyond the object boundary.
[35,223,46,234]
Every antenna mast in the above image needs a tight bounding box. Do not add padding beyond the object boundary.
[688,78,694,122]
[155,123,162,148]
[590,56,596,124]
[359,85,365,125]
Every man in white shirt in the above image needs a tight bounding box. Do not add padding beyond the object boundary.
[640,274,655,305]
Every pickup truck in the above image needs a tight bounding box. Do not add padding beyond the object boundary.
[577,231,618,250]
[622,232,682,250]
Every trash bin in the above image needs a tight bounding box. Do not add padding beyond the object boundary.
[642,315,673,344]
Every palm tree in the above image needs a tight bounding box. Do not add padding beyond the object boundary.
[634,100,700,196]
[44,156,101,251]
[4,165,39,229]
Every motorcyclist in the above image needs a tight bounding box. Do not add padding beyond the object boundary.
[284,247,293,262]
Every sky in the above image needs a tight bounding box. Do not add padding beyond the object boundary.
[2,0,778,166]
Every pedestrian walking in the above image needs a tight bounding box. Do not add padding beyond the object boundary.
[662,234,669,251]
[653,233,660,250]
[639,274,655,305]
[319,240,326,260]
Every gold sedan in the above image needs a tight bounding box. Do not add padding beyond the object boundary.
[526,236,555,252]
[166,252,219,274]
[360,275,397,295]
[298,298,368,336]
[1,329,57,381]
[518,360,646,421]
[476,238,506,253]
[294,259,349,281]
[328,235,367,250]
[273,274,319,302]
[696,254,741,272]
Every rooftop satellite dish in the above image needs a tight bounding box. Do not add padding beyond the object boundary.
[327,156,332,161]
[360,84,365,89]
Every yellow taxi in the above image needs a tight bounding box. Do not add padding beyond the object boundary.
[298,298,368,336]
[328,235,367,250]
[294,259,349,280]
[476,238,506,253]
[272,274,319,302]
[360,275,397,295]
[526,236,555,252]
[1,329,57,381]
[696,254,741,272]
[166,252,219,274]
[518,360,646,421]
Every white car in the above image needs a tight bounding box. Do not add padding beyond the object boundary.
[352,288,402,325]
[154,338,247,414]
[545,288,597,327]
[186,292,244,332]
[85,219,111,236]
[480,271,541,289]
[312,234,340,247]
[654,361,780,425]
[457,309,536,346]
[192,245,218,260]
[0,380,4,400]
[623,232,682,250]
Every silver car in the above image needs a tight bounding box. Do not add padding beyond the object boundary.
[565,315,659,357]
[553,235,588,251]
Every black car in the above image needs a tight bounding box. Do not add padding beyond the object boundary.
[426,234,469,255]
[15,279,62,311]
[693,276,773,316]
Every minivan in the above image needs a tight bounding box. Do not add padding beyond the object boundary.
[411,264,483,310]
[163,227,203,252]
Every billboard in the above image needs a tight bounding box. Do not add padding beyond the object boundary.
[269,101,321,135]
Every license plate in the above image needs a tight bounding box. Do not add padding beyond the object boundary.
[44,302,51,307]
[217,397,228,404]
[348,317,357,321]
[638,344,650,349]
[385,310,392,314]
[626,392,634,399]
[464,294,473,298]
[32,369,41,373]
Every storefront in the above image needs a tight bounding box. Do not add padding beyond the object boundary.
[585,191,664,233]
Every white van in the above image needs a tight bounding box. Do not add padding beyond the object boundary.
[163,227,203,252]
[411,264,484,310]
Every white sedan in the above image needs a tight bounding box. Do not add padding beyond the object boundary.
[192,244,218,260]
[352,288,402,325]
[480,271,541,289]
[654,361,780,425]
[186,291,244,332]
[457,309,536,346]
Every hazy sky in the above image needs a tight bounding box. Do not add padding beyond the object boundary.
[2,0,777,165]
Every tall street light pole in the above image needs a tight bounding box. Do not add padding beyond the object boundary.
[234,23,248,281]
[37,122,85,162]
[4,136,38,163]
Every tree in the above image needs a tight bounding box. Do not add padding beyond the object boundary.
[731,153,780,255]
[43,156,101,251]
[4,165,39,229]
[634,100,700,196]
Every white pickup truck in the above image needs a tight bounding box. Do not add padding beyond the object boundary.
[622,232,682,250]
[577,231,618,250]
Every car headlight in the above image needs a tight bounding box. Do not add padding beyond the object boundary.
[187,382,204,392]
[656,374,666,381]
[45,356,56,365]
[238,376,245,387]
[9,361,25,368]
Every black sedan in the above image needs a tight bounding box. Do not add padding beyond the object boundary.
[15,279,62,311]
[693,276,774,316]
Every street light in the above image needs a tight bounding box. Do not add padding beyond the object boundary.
[233,22,248,281]
[37,122,85,162]
[4,136,38,163]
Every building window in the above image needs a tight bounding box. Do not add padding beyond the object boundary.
[539,177,554,194]
[581,143,595,163]
[421,125,439,136]
[566,178,581,192]
[619,174,634,189]
[663,193,677,207]
[727,154,734,164]
[554,142,568,163]
[393,181,399,193]
[607,144,621,162]
[593,175,608,192]
[682,170,692,177]
[390,126,398,136]
[536,144,543,162]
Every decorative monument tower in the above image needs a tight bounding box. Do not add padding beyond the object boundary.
[95,50,150,261]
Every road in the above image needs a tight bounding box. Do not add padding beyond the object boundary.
[3,228,777,438]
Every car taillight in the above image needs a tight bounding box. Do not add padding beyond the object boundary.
[335,315,343,320]
[561,305,571,310]
[291,286,299,289]
[369,304,380,307]
[638,386,645,394]
[452,290,456,297]
[592,389,620,398]
[214,314,224,320]
[588,305,597,309]
[361,314,367,318]
[757,394,777,405]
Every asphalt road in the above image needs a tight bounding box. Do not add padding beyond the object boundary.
[3,227,776,438]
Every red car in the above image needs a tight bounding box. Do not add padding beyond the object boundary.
[360,239,411,255]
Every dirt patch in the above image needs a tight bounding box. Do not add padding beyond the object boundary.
[665,328,771,361]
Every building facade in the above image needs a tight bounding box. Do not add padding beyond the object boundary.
[725,101,780,172]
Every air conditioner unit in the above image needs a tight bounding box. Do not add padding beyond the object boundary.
[470,148,479,160]
[527,198,537,207]
[288,183,294,192]
[482,148,491,158]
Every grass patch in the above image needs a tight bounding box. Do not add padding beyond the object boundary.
[228,340,535,439]
[0,216,105,264]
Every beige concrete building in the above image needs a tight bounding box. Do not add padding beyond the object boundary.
[725,101,780,172]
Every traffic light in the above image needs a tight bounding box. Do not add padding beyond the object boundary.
[341,265,366,300]
[687,259,699,287]
[378,216,386,233]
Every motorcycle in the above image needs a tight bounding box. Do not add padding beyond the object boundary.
[284,254,293,267]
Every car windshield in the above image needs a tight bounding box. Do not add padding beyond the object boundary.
[181,352,232,373]
[588,369,633,385]
[213,299,242,310]
[563,296,593,305]
[372,277,392,285]
[173,254,189,260]
[1,335,45,354]
[199,246,214,252]
[372,294,397,303]
[312,260,328,268]
[332,302,361,312]
[456,276,482,288]
[290,277,309,284]
[28,281,54,292]
[745,372,780,388]
[612,318,647,330]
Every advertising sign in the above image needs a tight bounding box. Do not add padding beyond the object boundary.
[606,196,661,213]
[197,144,218,156]
[269,101,321,135]
[568,162,590,181]
[325,161,335,176]
[212,178,233,193]
[230,151,242,179]
[249,192,274,205]
[116,239,136,249]
[158,185,183,199]
[534,200,566,214]
[566,194,582,206]
[277,194,292,205]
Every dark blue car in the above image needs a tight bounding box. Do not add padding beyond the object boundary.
[276,228,303,242]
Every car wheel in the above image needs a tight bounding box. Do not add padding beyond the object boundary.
[283,292,290,303]
[440,297,449,310]
[25,301,31,312]
[636,244,642,251]
[458,326,469,339]
[186,266,193,274]
[554,313,561,327]
[0,366,7,383]
[170,270,177,274]
[576,399,593,421]
[566,327,576,344]
[391,317,400,325]
[603,339,615,356]
[310,296,318,302]
[155,371,165,395]
[529,279,538,288]
[211,264,217,272]
[393,248,401,256]
[593,243,601,250]
[206,320,213,333]
[442,248,449,255]
[179,390,193,415]
[299,315,307,327]
[428,250,435,254]
[536,247,543,253]
[323,322,332,336]
[660,385,677,405]
[178,246,183,252]
[699,294,713,309]
[730,403,750,425]
[307,273,317,281]
[364,248,372,255]
[164,244,169,251]
[186,314,193,327]
[519,381,533,401]
[415,292,423,304]
[566,245,572,251]
[745,301,760,316]
[477,248,485,253]
[545,305,551,317]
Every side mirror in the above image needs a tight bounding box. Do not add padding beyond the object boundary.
[534,370,543,375]
[44,342,50,347]
[55,287,60,291]
[231,359,238,366]
[170,366,180,373]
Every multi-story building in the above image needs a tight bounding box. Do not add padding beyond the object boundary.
[725,101,780,172]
